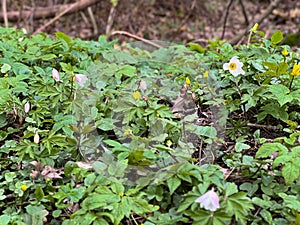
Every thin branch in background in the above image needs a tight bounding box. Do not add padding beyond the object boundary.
[106,5,116,35]
[17,0,25,28]
[221,0,234,40]
[110,30,163,49]
[30,0,36,32]
[32,0,98,34]
[2,0,8,28]
[230,0,282,45]
[238,0,249,25]
[87,6,98,36]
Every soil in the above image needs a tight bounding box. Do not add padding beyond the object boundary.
[2,0,300,46]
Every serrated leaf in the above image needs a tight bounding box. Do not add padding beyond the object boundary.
[81,194,107,210]
[278,193,300,211]
[167,176,181,195]
[256,142,288,158]
[268,84,292,106]
[282,161,299,185]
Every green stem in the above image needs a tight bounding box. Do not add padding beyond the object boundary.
[234,77,246,116]
[289,76,294,90]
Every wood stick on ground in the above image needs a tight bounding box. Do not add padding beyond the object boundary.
[110,30,163,49]
[87,6,98,36]
[2,0,8,28]
[0,0,98,22]
[229,0,282,45]
[33,0,98,35]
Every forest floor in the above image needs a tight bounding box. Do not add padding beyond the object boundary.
[2,0,300,46]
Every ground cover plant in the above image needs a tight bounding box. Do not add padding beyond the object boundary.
[0,24,299,225]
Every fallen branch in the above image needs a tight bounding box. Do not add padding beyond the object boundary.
[110,30,163,49]
[0,0,98,22]
[33,0,98,35]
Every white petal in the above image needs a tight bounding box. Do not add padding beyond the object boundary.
[223,63,230,70]
[75,74,88,87]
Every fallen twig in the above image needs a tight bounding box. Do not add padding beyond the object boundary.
[33,0,98,35]
[0,0,98,22]
[2,0,8,28]
[110,30,163,49]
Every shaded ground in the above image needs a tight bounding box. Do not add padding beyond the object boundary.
[1,0,300,45]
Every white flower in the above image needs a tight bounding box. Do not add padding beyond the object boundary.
[195,189,220,212]
[24,102,30,113]
[75,74,88,87]
[52,68,60,82]
[223,56,245,77]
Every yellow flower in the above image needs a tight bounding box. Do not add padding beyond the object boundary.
[185,77,191,85]
[132,91,141,100]
[281,46,289,57]
[251,23,259,32]
[124,129,132,136]
[21,184,27,191]
[166,140,172,147]
[118,192,124,197]
[4,73,8,78]
[203,71,209,78]
[291,63,300,76]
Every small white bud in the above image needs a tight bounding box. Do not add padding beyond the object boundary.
[34,132,40,144]
[24,102,30,113]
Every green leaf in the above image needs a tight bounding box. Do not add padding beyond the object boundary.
[0,215,10,225]
[41,54,56,61]
[116,65,136,79]
[52,210,62,218]
[262,61,277,72]
[256,142,288,158]
[278,193,300,211]
[235,142,250,152]
[188,43,206,53]
[271,30,283,44]
[268,84,292,106]
[281,161,300,185]
[1,63,11,73]
[167,176,181,195]
[5,172,16,182]
[81,194,108,210]
[225,192,253,224]
[55,32,72,46]
[224,183,238,197]
[34,186,44,201]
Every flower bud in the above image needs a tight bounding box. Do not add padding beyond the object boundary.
[251,23,259,32]
[52,68,60,82]
[24,102,30,113]
[34,132,40,144]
